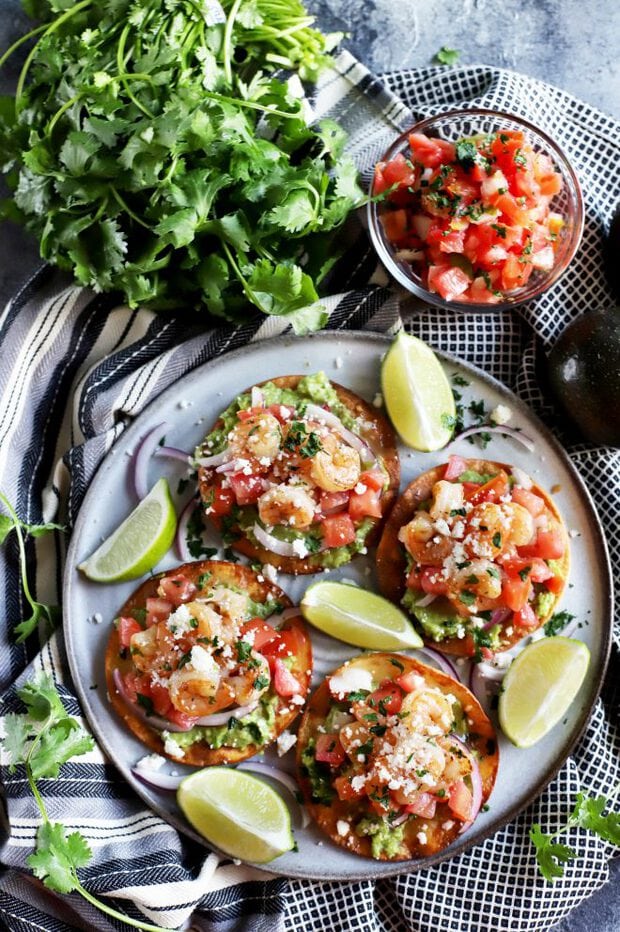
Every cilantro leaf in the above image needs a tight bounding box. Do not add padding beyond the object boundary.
[569,793,620,845]
[28,822,91,895]
[530,824,578,882]
[434,46,460,65]
[544,610,575,637]
[30,719,95,780]
[17,671,66,723]
[2,712,35,769]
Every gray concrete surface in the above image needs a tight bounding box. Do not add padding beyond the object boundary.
[0,2,618,931]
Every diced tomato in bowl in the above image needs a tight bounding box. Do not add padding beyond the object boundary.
[369,111,583,310]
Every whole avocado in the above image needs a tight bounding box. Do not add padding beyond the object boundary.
[548,306,620,446]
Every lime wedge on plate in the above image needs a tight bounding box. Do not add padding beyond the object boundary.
[381,331,455,451]
[301,580,423,649]
[78,477,176,582]
[499,637,590,748]
[178,767,294,863]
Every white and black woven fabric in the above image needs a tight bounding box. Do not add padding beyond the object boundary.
[0,50,618,932]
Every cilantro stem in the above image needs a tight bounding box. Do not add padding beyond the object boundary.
[74,881,168,932]
[47,95,82,136]
[222,0,244,86]
[0,490,38,623]
[0,22,48,72]
[117,24,155,119]
[202,90,301,120]
[15,0,94,107]
[110,186,153,230]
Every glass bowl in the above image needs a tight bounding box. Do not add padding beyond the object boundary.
[367,108,584,312]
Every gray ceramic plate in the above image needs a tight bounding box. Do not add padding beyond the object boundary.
[64,331,612,881]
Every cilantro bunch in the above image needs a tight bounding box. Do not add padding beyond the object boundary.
[0,0,361,329]
[2,672,166,930]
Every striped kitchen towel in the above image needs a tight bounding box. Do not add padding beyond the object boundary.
[0,48,619,932]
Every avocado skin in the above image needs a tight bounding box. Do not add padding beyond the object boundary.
[548,307,620,447]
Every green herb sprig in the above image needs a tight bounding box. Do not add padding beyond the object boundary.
[0,490,63,642]
[530,783,620,881]
[2,672,166,930]
[0,0,359,330]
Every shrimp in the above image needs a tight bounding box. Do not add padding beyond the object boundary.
[227,652,271,706]
[398,511,453,564]
[307,431,361,492]
[257,483,316,529]
[466,501,534,558]
[203,587,249,627]
[228,412,282,466]
[429,480,465,519]
[168,666,234,716]
[129,626,160,673]
[401,687,455,735]
[339,721,372,760]
[452,558,502,600]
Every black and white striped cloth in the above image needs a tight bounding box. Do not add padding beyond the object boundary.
[0,50,619,932]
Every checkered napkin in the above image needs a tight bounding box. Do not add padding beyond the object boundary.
[0,49,618,932]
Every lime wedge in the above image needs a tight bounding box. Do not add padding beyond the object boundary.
[177,767,294,863]
[78,477,176,582]
[381,331,455,451]
[499,637,590,748]
[300,580,423,649]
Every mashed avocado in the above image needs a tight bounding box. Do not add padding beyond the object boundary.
[164,694,279,754]
[534,590,556,618]
[402,591,501,650]
[300,738,335,804]
[356,816,406,859]
[197,371,357,456]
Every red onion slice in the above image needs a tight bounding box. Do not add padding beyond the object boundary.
[303,403,375,466]
[415,647,461,681]
[215,458,245,474]
[252,523,303,558]
[154,446,191,465]
[251,386,265,408]
[176,496,198,562]
[469,661,505,707]
[456,424,535,453]
[391,812,409,827]
[414,593,437,608]
[195,448,230,469]
[489,607,512,628]
[444,735,484,833]
[236,762,309,827]
[112,669,194,733]
[131,422,167,500]
[193,702,258,727]
[132,767,185,792]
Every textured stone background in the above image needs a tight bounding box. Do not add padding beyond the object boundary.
[0,2,619,930]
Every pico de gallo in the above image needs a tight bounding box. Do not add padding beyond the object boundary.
[296,653,498,860]
[377,457,569,657]
[106,561,313,766]
[195,372,399,573]
[373,129,567,303]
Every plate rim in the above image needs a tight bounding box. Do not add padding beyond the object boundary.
[63,329,613,881]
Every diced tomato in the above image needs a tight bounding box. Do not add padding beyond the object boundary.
[228,472,264,506]
[409,132,455,168]
[438,229,466,254]
[373,162,389,196]
[519,525,565,560]
[320,490,350,515]
[334,773,365,800]
[360,469,386,492]
[349,487,382,520]
[149,682,172,717]
[531,246,555,271]
[315,733,346,767]
[237,406,262,422]
[444,455,468,481]
[382,152,417,190]
[261,625,303,663]
[208,483,235,517]
[500,254,533,291]
[159,574,197,606]
[266,403,295,424]
[321,513,356,548]
[501,574,532,612]
[395,670,423,693]
[381,208,409,243]
[545,574,565,594]
[467,473,509,505]
[501,556,553,583]
[419,566,450,595]
[273,658,302,697]
[165,707,199,730]
[494,192,531,226]
[427,264,470,301]
[240,618,281,651]
[368,682,403,715]
[404,793,437,819]
[513,603,539,628]
[511,488,546,516]
[448,779,473,822]
[122,671,149,704]
[145,597,173,627]
[118,616,142,649]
